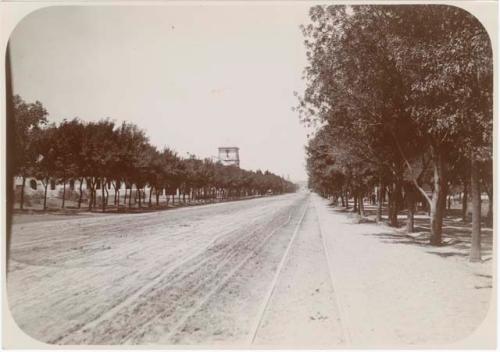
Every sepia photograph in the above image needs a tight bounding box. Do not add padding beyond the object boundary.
[2,1,496,348]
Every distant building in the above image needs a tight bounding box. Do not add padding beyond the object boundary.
[218,147,240,167]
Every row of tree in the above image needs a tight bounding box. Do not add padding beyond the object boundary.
[11,95,297,211]
[298,5,492,261]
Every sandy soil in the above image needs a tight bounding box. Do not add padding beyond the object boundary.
[7,193,308,345]
[7,192,493,347]
[11,212,108,225]
[314,194,493,348]
[252,199,345,347]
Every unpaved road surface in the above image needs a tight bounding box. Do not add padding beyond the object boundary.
[314,195,493,348]
[7,192,493,347]
[8,192,335,346]
[252,199,346,347]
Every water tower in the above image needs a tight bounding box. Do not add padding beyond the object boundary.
[218,147,240,167]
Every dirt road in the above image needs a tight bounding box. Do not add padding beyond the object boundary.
[8,192,332,346]
[7,192,492,347]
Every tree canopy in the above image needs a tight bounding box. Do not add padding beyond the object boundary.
[299,5,492,259]
[11,95,297,212]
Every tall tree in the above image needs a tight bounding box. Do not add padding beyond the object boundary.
[298,5,492,248]
[32,124,58,210]
[11,95,48,209]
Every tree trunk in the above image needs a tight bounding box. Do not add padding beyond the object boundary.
[78,178,84,209]
[105,187,109,208]
[388,186,398,227]
[407,203,415,233]
[101,179,106,212]
[43,180,48,211]
[391,181,403,227]
[20,176,26,210]
[486,189,492,227]
[376,182,383,223]
[128,187,132,207]
[429,151,447,246]
[88,179,94,211]
[62,179,66,209]
[470,157,482,262]
[138,189,142,208]
[113,183,118,206]
[462,182,468,222]
[389,198,397,227]
[149,187,153,207]
[405,184,416,233]
[429,195,440,244]
[359,194,365,217]
[353,193,358,213]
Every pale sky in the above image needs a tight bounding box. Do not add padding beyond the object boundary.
[9,5,312,182]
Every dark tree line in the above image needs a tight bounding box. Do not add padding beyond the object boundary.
[298,5,492,262]
[11,95,297,212]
